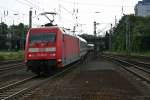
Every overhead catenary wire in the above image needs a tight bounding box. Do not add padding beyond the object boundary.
[58,3,79,27]
[15,0,46,25]
[0,5,27,16]
[60,0,136,8]
[30,0,40,5]
[15,0,33,8]
[16,0,45,13]
[23,0,45,11]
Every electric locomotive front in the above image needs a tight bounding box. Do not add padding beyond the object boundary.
[25,26,63,74]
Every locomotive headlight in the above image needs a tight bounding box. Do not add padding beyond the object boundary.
[57,59,62,62]
[28,54,32,57]
[50,53,56,56]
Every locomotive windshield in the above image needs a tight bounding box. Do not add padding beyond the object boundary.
[29,32,56,43]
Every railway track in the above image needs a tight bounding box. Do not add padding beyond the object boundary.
[102,55,150,84]
[0,68,35,88]
[104,53,150,64]
[0,76,36,100]
[0,60,36,91]
[0,62,25,72]
[0,61,26,79]
[126,60,150,72]
[0,61,80,100]
[0,60,23,66]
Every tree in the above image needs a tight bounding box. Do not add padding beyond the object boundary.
[111,15,150,53]
[0,22,8,35]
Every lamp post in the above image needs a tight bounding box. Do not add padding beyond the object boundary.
[93,12,100,57]
[13,13,19,50]
[109,24,112,51]
[93,21,100,57]
[13,13,25,50]
[123,14,130,56]
[29,8,32,29]
[94,21,96,57]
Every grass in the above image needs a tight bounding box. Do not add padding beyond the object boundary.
[104,51,150,57]
[132,51,150,57]
[0,51,24,61]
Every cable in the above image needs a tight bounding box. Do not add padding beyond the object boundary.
[16,0,45,12]
[0,5,26,15]
[60,0,135,7]
[30,0,40,5]
[23,0,45,11]
[16,0,33,8]
[59,4,73,15]
[58,4,78,24]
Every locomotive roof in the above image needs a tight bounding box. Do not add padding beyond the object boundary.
[29,26,87,43]
[30,26,59,30]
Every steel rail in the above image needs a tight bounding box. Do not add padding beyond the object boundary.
[0,60,23,66]
[0,76,36,93]
[102,55,150,84]
[0,61,80,100]
[0,63,25,72]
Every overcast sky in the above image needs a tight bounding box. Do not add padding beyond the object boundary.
[0,0,141,35]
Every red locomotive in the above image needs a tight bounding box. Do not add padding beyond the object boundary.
[25,26,88,75]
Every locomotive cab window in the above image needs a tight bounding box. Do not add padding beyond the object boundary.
[29,32,56,43]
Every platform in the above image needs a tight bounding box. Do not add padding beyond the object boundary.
[24,57,149,100]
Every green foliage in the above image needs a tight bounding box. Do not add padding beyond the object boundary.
[112,15,150,53]
[9,23,28,38]
[0,22,28,50]
[0,22,8,35]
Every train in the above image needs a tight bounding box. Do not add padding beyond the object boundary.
[87,44,94,52]
[25,25,88,75]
